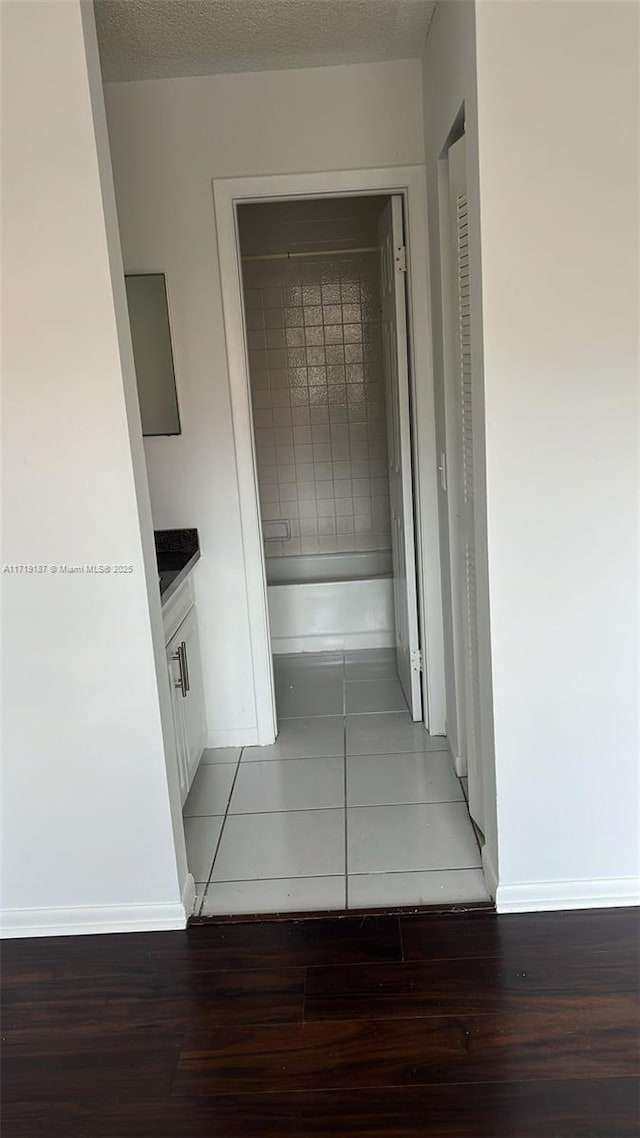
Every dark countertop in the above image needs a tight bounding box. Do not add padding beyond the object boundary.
[155,528,200,605]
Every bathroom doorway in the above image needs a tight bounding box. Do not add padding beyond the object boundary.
[213,167,446,747]
[237,193,422,720]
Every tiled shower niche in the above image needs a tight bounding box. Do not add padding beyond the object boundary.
[239,202,391,559]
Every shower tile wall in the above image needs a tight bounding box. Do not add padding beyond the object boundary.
[243,254,391,557]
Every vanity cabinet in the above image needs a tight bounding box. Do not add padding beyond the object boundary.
[163,576,206,804]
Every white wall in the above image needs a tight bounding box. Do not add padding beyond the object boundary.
[424,0,639,910]
[474,0,639,909]
[1,0,188,936]
[103,60,425,745]
[422,1,499,881]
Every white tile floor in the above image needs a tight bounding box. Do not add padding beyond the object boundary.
[185,649,490,916]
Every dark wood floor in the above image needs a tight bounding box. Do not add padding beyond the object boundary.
[2,907,638,1136]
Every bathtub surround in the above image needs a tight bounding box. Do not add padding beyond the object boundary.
[185,649,489,916]
[239,198,401,656]
[242,246,391,559]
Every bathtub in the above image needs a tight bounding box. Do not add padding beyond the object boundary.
[266,550,395,655]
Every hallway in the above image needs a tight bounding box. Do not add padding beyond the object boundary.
[186,649,489,916]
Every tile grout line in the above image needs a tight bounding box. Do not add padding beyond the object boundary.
[195,653,474,915]
[199,746,245,912]
[201,865,484,885]
[188,798,467,819]
[342,651,349,910]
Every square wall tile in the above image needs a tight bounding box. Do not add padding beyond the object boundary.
[247,250,390,558]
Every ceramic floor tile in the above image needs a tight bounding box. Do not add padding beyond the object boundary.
[345,648,396,664]
[346,712,449,755]
[345,678,408,714]
[183,764,237,817]
[229,757,344,814]
[183,815,224,884]
[346,751,463,807]
[277,678,344,719]
[201,875,345,916]
[345,648,398,682]
[347,802,481,875]
[199,649,482,915]
[348,868,490,908]
[274,653,343,678]
[242,716,344,760]
[212,809,345,881]
[200,747,242,764]
[274,672,343,696]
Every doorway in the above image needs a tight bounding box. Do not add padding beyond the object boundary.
[213,167,446,745]
[238,193,422,721]
[180,169,490,916]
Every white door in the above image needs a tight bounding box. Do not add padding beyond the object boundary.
[447,136,484,830]
[378,197,422,720]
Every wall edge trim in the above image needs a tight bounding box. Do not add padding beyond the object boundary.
[495,876,640,914]
[481,843,498,901]
[0,900,187,939]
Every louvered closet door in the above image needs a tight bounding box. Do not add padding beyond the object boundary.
[448,136,484,831]
[378,197,422,720]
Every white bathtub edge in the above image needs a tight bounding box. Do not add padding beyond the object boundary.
[271,630,395,655]
[268,575,394,653]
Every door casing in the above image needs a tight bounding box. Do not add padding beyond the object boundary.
[212,167,445,743]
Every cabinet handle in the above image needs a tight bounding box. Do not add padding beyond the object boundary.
[170,648,187,698]
[180,640,190,694]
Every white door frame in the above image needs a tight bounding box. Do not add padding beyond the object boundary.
[212,167,446,743]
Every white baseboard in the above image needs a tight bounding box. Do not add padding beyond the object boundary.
[207,725,259,748]
[453,752,467,777]
[481,844,498,901]
[0,899,188,939]
[272,630,395,654]
[496,875,640,914]
[181,872,196,919]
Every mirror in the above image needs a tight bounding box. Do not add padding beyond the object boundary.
[125,273,181,436]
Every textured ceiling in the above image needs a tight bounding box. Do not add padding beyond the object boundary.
[95,0,437,82]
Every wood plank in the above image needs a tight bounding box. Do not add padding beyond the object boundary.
[174,996,639,1095]
[1,915,401,986]
[400,907,640,962]
[2,1033,182,1103]
[155,915,403,971]
[305,946,640,1020]
[4,1079,639,1138]
[2,967,305,1044]
[0,930,176,984]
